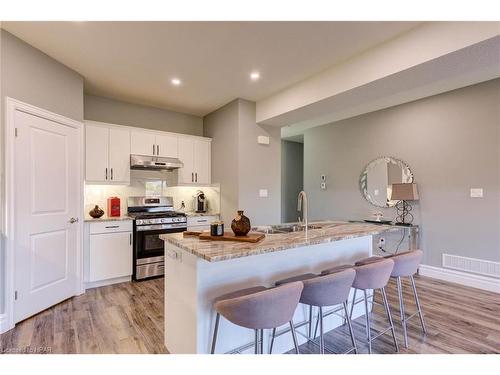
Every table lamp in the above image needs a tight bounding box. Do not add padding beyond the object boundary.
[391,183,419,225]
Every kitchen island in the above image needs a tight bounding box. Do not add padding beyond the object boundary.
[160,221,395,354]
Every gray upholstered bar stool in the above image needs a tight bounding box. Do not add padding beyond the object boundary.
[385,250,427,348]
[210,282,304,354]
[349,258,399,353]
[274,269,357,354]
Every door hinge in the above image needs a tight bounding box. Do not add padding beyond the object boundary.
[14,128,18,137]
[14,291,18,300]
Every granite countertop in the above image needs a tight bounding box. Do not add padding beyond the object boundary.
[84,215,133,222]
[160,221,396,262]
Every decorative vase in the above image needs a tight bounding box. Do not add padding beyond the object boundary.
[89,205,105,219]
[231,210,251,236]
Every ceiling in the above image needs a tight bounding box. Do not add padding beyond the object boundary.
[1,21,421,116]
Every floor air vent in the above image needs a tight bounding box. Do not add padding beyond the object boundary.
[442,254,500,278]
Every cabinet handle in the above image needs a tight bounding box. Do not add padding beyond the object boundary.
[110,168,113,180]
[105,225,119,229]
[157,145,159,155]
[105,167,108,180]
[153,144,155,155]
[130,233,132,245]
[195,172,198,182]
[197,219,208,223]
[191,172,194,182]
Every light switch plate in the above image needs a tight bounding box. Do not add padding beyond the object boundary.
[257,136,270,145]
[259,189,268,197]
[470,188,483,198]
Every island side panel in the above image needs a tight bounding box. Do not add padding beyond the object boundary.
[164,242,200,354]
[196,235,373,354]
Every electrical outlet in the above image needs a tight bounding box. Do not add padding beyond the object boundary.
[259,189,268,198]
[320,182,327,190]
[320,174,326,182]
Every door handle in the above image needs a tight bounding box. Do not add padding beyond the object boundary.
[191,172,194,182]
[105,167,108,180]
[69,217,79,224]
[195,172,198,182]
[110,167,113,180]
[157,145,159,155]
[153,144,155,155]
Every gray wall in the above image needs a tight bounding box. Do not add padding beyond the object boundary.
[281,140,304,223]
[84,94,203,136]
[204,99,281,225]
[203,100,240,224]
[0,30,84,315]
[304,79,500,267]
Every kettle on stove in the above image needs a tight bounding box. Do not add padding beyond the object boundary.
[193,190,208,213]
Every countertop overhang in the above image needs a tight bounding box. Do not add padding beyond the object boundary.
[160,221,396,262]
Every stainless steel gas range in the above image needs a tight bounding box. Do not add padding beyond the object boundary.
[127,196,187,280]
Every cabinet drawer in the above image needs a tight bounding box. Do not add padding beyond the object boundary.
[89,220,132,234]
[187,215,218,227]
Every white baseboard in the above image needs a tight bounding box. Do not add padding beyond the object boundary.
[84,276,131,290]
[419,264,500,293]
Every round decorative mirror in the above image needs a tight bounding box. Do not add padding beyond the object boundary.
[359,157,413,208]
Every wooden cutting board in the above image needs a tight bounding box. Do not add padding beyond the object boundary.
[197,231,265,243]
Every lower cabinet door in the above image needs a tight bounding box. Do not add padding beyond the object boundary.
[89,231,133,282]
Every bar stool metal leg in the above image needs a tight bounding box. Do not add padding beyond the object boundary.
[410,275,427,334]
[349,288,358,320]
[269,328,276,354]
[260,329,264,354]
[363,290,372,354]
[343,301,357,354]
[254,329,259,354]
[290,321,300,354]
[210,312,220,354]
[396,276,409,348]
[308,305,313,338]
[381,287,399,352]
[319,306,325,354]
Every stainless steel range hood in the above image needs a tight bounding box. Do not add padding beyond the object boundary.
[130,154,184,171]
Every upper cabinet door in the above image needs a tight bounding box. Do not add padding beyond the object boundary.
[194,140,211,184]
[131,131,156,156]
[178,137,195,183]
[86,125,109,182]
[108,127,130,183]
[156,133,178,158]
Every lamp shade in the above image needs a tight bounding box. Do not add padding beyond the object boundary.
[391,183,419,201]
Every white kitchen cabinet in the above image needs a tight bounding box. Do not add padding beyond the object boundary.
[178,137,211,185]
[187,215,219,231]
[131,130,156,156]
[85,122,130,184]
[131,131,178,158]
[85,125,109,182]
[86,220,133,287]
[156,133,178,158]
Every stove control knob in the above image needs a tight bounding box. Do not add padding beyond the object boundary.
[162,218,168,223]
[136,219,143,225]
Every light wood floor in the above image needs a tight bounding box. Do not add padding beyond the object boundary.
[0,275,499,354]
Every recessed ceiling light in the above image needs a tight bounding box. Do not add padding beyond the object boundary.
[171,78,181,86]
[250,72,260,81]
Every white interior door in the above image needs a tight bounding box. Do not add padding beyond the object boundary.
[108,127,130,183]
[14,109,81,323]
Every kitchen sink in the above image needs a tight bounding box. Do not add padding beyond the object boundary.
[253,223,324,234]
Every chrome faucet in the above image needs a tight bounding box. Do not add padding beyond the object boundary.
[297,190,308,235]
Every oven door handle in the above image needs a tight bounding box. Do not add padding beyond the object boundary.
[135,223,187,231]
